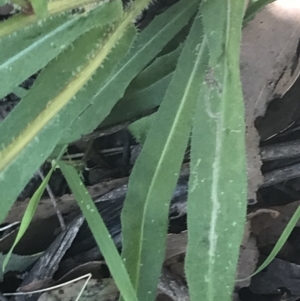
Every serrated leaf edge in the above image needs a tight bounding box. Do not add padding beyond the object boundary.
[0,0,153,173]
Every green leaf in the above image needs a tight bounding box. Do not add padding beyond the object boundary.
[101,74,172,129]
[185,1,247,301]
[201,0,227,65]
[101,46,182,128]
[0,1,7,6]
[100,75,170,128]
[0,21,136,224]
[29,0,48,18]
[0,252,42,281]
[12,86,28,98]
[129,114,154,144]
[125,44,182,95]
[58,160,138,301]
[59,0,199,144]
[243,0,275,24]
[120,7,209,301]
[0,1,122,98]
[158,19,193,57]
[2,166,54,271]
[0,0,108,38]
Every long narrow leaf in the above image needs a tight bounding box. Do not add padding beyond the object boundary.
[0,3,138,223]
[0,0,109,38]
[244,0,275,24]
[0,1,121,98]
[185,1,247,301]
[59,0,199,144]
[2,166,54,271]
[101,73,172,128]
[58,160,138,301]
[125,45,182,95]
[30,0,48,18]
[100,46,181,128]
[120,6,209,301]
[129,114,154,144]
[2,145,66,271]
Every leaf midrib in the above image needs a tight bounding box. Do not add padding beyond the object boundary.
[135,39,208,288]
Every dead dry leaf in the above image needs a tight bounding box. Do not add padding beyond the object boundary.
[241,0,300,200]
[165,231,187,261]
[253,201,300,262]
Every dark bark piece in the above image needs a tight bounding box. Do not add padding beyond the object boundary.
[14,216,85,301]
[262,164,300,187]
[250,257,300,297]
[238,287,290,301]
[58,181,189,276]
[261,140,300,162]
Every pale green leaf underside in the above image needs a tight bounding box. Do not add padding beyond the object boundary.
[185,1,247,301]
[201,0,227,64]
[121,5,209,301]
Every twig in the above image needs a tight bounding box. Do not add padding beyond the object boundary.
[37,169,66,231]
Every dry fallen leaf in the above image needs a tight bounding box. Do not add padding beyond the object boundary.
[241,0,300,201]
[165,231,187,261]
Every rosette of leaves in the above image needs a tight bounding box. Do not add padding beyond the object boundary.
[0,0,271,300]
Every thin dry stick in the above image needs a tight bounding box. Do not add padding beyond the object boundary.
[3,274,91,296]
[37,169,66,231]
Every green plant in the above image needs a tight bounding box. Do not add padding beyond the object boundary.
[0,0,274,300]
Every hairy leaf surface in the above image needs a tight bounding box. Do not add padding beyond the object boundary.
[101,74,171,128]
[0,0,109,38]
[59,0,198,144]
[126,45,182,95]
[30,0,48,18]
[100,46,181,128]
[244,0,275,23]
[0,7,137,223]
[185,1,247,301]
[120,6,209,301]
[0,0,122,98]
